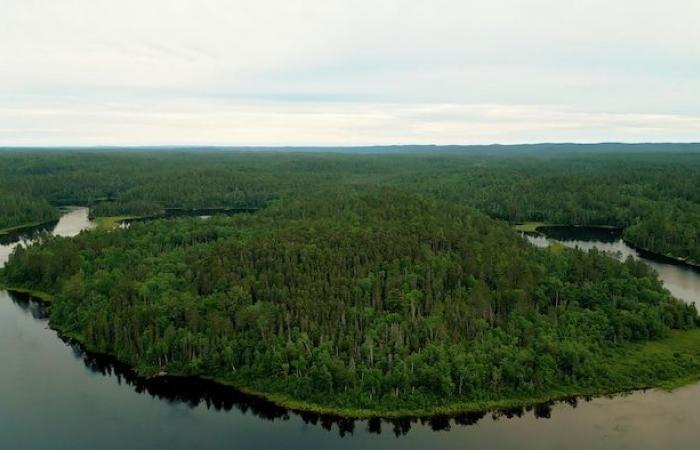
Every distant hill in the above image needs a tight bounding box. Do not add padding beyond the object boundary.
[2,142,700,154]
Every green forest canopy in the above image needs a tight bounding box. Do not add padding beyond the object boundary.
[2,188,698,414]
[0,145,699,261]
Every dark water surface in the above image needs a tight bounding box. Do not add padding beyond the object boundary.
[1,213,700,449]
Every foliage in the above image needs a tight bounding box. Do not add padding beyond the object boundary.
[1,147,700,260]
[3,190,698,412]
[0,192,57,232]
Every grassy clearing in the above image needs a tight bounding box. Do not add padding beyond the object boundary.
[513,222,547,233]
[636,329,700,389]
[93,216,139,231]
[547,240,568,253]
[605,329,700,392]
[513,222,567,253]
[645,329,700,356]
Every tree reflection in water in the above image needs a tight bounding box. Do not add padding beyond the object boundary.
[75,346,595,437]
[10,290,600,439]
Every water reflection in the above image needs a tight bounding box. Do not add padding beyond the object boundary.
[7,288,609,438]
[520,231,548,248]
[73,342,560,436]
[120,207,257,229]
[0,207,93,266]
[0,221,57,245]
[51,207,95,237]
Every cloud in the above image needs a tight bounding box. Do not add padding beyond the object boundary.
[1,0,698,145]
[2,101,699,146]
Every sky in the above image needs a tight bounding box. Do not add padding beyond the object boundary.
[1,0,699,146]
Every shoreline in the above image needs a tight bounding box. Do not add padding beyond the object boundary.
[92,207,260,230]
[0,205,89,237]
[515,222,700,271]
[0,218,60,238]
[4,286,700,420]
[622,239,700,271]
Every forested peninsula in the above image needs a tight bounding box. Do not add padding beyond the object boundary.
[2,145,700,416]
[3,189,700,416]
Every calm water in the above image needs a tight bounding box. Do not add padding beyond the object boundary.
[1,213,700,449]
[0,207,93,267]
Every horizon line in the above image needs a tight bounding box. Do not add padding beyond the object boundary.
[2,141,700,150]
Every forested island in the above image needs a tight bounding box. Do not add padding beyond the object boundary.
[1,145,700,416]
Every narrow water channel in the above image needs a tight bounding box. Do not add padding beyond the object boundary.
[0,207,93,267]
[524,226,699,305]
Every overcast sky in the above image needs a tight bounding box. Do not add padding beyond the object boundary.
[1,0,699,146]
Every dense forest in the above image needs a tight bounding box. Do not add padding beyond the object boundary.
[2,189,698,413]
[0,192,57,232]
[1,146,699,262]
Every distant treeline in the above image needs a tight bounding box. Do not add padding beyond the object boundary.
[2,142,700,154]
[1,147,700,261]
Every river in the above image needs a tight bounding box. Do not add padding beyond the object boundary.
[524,226,699,305]
[0,207,93,267]
[1,211,700,449]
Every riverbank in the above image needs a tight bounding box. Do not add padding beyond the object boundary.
[4,287,54,303]
[196,328,700,418]
[515,222,700,271]
[513,222,547,233]
[46,323,700,419]
[93,215,140,231]
[91,207,259,231]
[622,239,700,271]
[0,205,96,237]
[0,219,59,237]
[6,286,700,420]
